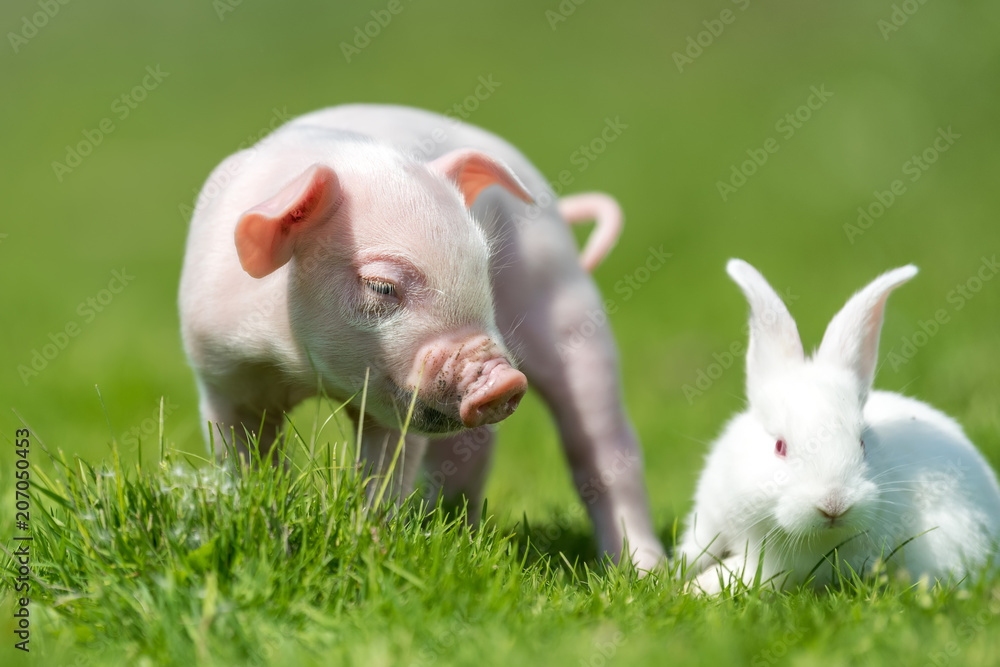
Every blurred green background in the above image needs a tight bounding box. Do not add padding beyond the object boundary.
[2,0,999,537]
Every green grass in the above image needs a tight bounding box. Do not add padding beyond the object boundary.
[3,0,1000,664]
[4,409,1000,667]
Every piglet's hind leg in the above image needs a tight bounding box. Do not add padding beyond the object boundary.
[504,283,666,573]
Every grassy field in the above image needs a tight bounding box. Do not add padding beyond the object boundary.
[2,0,1000,664]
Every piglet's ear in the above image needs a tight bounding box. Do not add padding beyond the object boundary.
[235,164,340,279]
[428,148,534,207]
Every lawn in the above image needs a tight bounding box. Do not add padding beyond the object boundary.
[2,0,1000,665]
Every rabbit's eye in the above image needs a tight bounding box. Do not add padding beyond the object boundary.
[775,439,787,458]
[860,438,866,454]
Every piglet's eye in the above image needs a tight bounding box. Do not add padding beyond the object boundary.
[775,439,787,458]
[365,279,396,297]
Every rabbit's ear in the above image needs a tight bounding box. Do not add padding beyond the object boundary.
[816,265,917,393]
[727,259,804,385]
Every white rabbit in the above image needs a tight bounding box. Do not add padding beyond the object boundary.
[676,259,1000,594]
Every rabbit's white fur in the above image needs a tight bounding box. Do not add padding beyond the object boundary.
[677,259,1000,594]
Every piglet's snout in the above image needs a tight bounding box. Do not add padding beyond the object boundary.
[459,360,527,428]
[409,335,527,428]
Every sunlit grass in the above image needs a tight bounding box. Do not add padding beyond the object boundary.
[2,402,999,666]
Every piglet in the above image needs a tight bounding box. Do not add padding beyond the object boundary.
[179,104,665,571]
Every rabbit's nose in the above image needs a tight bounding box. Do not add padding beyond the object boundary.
[817,498,850,522]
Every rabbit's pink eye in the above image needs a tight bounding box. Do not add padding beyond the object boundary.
[775,439,787,458]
